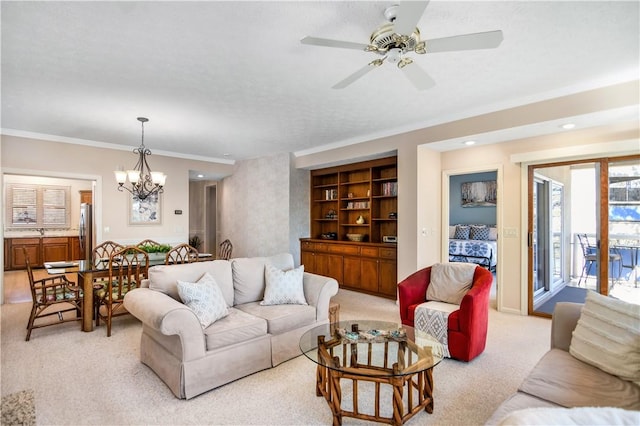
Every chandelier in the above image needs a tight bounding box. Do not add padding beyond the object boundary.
[114,117,166,200]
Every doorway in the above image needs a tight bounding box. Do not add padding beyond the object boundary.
[529,155,640,316]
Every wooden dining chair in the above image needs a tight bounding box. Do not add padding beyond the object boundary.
[165,243,199,265]
[218,239,233,260]
[137,239,161,250]
[23,248,82,341]
[95,246,149,336]
[92,240,124,266]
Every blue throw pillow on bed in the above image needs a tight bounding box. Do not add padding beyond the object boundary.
[454,225,470,239]
[470,225,490,240]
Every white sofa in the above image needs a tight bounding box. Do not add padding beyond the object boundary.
[124,253,339,399]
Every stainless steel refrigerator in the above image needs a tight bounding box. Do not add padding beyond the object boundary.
[79,203,94,262]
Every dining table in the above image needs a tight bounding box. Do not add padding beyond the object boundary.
[44,253,213,332]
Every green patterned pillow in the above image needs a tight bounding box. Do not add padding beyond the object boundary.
[177,272,229,328]
[260,265,307,305]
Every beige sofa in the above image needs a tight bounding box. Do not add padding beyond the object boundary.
[486,301,640,424]
[124,253,338,399]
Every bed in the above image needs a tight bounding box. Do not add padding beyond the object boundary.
[448,224,497,270]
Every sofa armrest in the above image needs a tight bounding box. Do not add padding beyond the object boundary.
[550,302,583,352]
[302,272,339,322]
[124,288,206,361]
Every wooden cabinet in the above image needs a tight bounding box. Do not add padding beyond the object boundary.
[79,190,92,204]
[305,156,398,299]
[310,156,397,243]
[300,239,397,299]
[4,236,80,270]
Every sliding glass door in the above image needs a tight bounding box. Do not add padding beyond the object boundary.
[528,154,640,316]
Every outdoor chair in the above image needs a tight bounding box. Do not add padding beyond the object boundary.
[23,247,82,341]
[577,233,621,286]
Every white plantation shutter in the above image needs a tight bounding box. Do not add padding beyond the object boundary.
[6,184,70,229]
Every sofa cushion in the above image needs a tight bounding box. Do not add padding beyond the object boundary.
[261,264,307,305]
[518,348,640,410]
[232,253,295,305]
[148,260,234,306]
[569,290,640,385]
[485,392,560,425]
[496,407,640,426]
[177,273,229,328]
[426,262,476,305]
[235,301,316,335]
[203,308,268,351]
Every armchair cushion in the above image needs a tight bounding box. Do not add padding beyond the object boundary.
[177,273,229,328]
[426,262,476,305]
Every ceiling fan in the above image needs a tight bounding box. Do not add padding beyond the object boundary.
[301,1,504,90]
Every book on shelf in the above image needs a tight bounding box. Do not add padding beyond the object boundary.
[381,182,398,196]
[324,189,338,200]
[346,201,369,209]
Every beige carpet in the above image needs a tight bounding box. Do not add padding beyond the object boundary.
[0,287,551,425]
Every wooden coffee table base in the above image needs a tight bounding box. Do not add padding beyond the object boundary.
[315,335,435,426]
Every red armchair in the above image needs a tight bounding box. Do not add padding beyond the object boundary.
[398,264,493,362]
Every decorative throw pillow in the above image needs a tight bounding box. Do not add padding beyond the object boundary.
[426,262,476,305]
[454,225,470,240]
[449,226,457,238]
[488,227,498,241]
[470,225,490,240]
[261,265,307,306]
[177,272,229,328]
[569,291,640,385]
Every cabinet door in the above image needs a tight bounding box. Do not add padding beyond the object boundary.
[301,250,316,274]
[70,237,82,260]
[360,258,379,293]
[10,239,41,269]
[42,237,69,263]
[378,259,398,297]
[315,253,344,284]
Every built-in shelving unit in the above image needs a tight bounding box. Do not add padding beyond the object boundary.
[302,156,398,299]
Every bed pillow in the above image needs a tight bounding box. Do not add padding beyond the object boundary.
[449,226,457,238]
[426,262,476,305]
[177,272,229,328]
[470,225,490,240]
[488,227,498,240]
[261,264,307,305]
[454,225,470,240]
[569,291,640,386]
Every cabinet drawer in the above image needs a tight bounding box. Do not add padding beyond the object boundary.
[379,248,397,259]
[315,243,328,252]
[301,241,314,250]
[360,247,379,257]
[11,238,40,245]
[328,244,360,255]
[43,237,69,244]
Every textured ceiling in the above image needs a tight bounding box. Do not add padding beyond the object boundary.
[2,1,639,168]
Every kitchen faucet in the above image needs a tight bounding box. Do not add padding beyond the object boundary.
[38,228,45,235]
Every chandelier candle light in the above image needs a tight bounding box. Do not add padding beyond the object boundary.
[114,117,166,200]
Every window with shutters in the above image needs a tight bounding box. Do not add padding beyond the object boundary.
[5,184,71,230]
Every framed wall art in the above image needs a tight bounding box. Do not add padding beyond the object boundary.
[129,192,161,225]
[461,180,497,207]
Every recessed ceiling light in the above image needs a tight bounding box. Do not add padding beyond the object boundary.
[463,140,476,146]
[561,123,576,130]
[197,174,204,178]
[223,153,231,157]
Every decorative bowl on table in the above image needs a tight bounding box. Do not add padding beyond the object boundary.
[346,233,365,242]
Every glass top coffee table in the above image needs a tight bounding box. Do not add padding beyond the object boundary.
[299,320,444,426]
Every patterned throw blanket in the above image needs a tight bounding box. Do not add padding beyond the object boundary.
[414,301,460,358]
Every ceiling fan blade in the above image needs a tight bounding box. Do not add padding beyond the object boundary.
[300,36,369,51]
[332,61,382,89]
[425,30,504,53]
[400,61,435,91]
[393,1,430,35]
